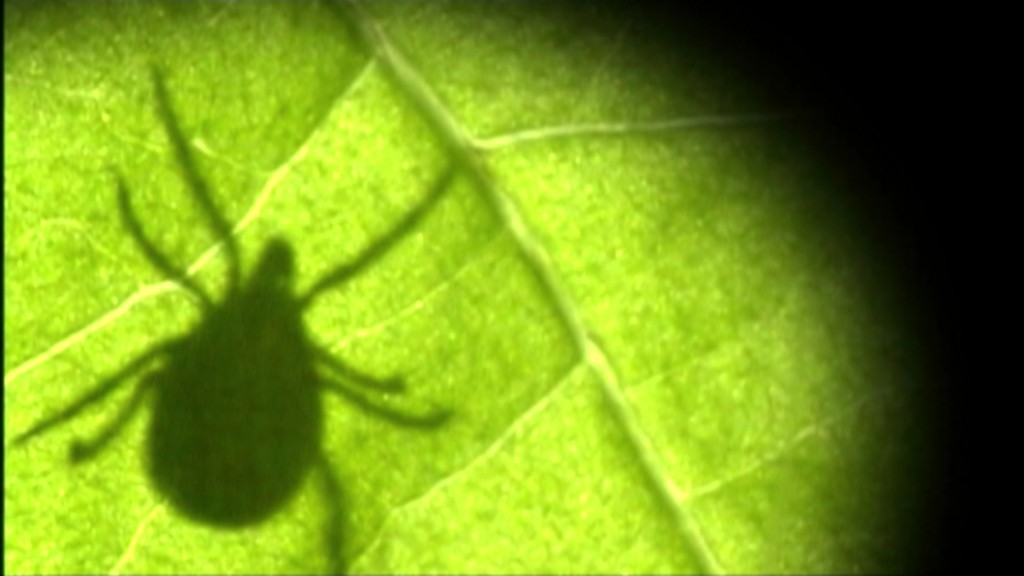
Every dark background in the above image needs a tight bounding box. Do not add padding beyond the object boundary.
[597,3,962,573]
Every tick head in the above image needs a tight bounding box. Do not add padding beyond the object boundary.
[253,237,295,292]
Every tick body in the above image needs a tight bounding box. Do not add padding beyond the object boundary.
[148,240,321,526]
[13,67,453,552]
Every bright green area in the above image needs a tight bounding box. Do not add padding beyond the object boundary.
[5,1,923,573]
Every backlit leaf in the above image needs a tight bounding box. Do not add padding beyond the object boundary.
[5,2,932,573]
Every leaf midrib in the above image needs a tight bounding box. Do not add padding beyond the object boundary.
[340,1,715,572]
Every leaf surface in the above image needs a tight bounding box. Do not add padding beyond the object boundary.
[5,1,926,573]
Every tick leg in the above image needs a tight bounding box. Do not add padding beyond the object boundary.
[116,174,214,309]
[315,451,346,574]
[299,165,456,308]
[70,372,156,463]
[321,376,452,428]
[314,345,406,393]
[150,66,241,292]
[11,344,171,448]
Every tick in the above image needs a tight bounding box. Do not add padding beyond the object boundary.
[13,68,453,564]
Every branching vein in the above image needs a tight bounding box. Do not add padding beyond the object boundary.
[685,390,892,502]
[474,110,814,150]
[341,1,721,572]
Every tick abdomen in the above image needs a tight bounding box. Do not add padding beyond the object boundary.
[148,288,321,526]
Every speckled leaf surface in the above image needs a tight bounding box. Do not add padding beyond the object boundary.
[5,2,928,573]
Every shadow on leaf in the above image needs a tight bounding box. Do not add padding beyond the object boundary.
[12,66,455,573]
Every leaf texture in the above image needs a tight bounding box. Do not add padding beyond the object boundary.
[5,1,928,573]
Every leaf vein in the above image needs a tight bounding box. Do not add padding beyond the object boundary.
[108,503,164,576]
[473,109,816,150]
[349,362,585,569]
[328,231,505,352]
[685,391,892,502]
[342,2,723,572]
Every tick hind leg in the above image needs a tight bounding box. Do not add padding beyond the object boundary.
[315,451,347,573]
[316,348,451,428]
[70,371,158,463]
[12,344,171,451]
[313,346,405,393]
[150,66,241,293]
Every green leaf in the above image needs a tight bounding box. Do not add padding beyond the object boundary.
[5,1,929,573]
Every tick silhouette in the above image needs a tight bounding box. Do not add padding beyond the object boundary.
[13,68,454,563]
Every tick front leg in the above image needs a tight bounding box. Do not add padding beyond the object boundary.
[150,66,241,292]
[116,173,213,309]
[11,343,172,448]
